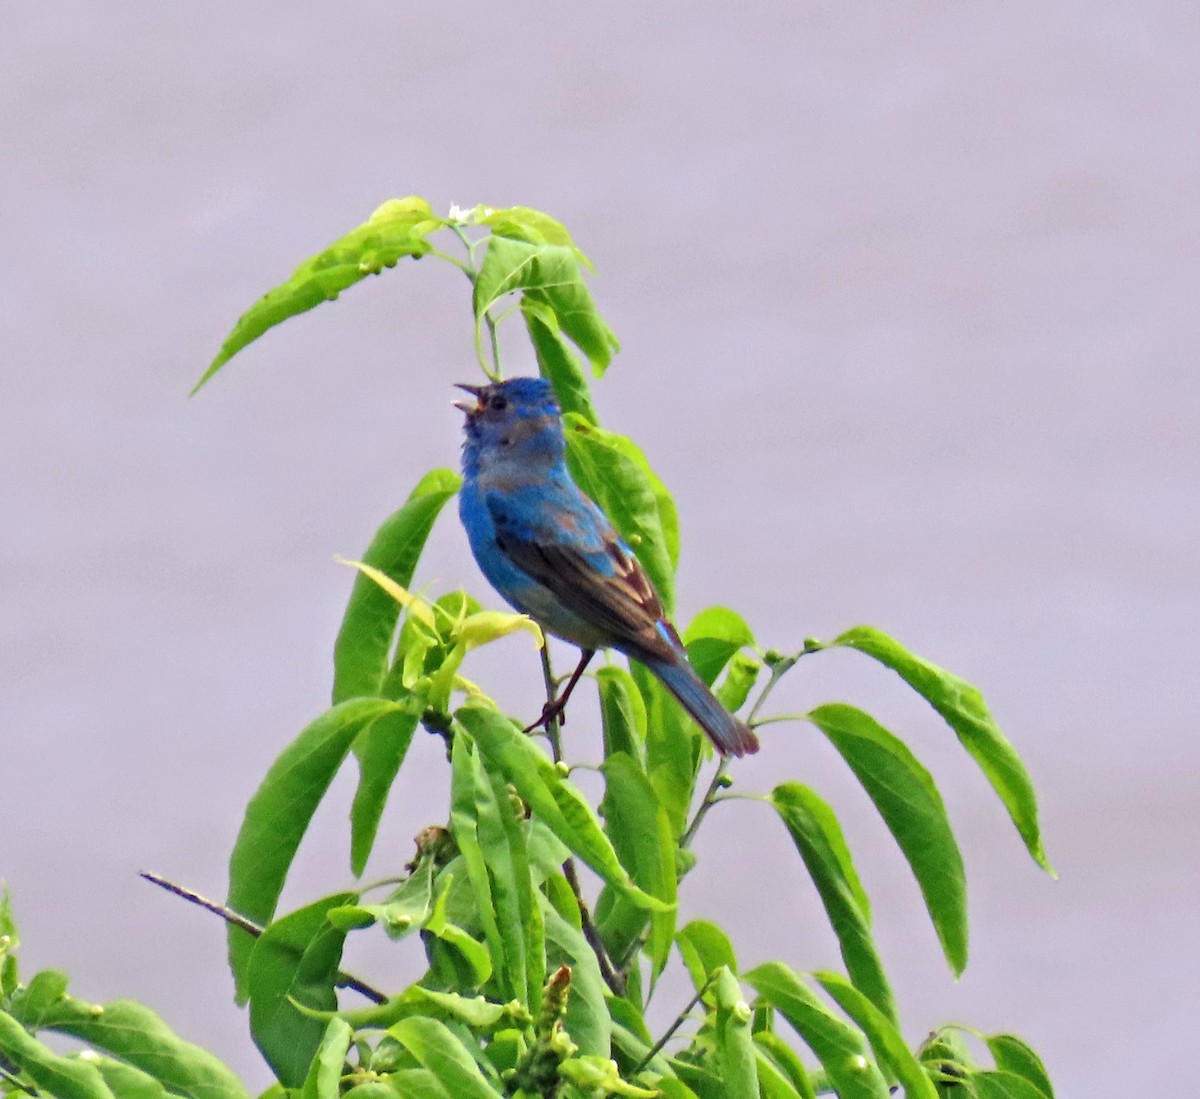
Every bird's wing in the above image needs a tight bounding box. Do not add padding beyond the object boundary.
[485,488,673,659]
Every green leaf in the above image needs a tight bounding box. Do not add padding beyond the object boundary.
[332,469,462,703]
[652,1079,705,1099]
[20,994,251,1099]
[813,971,937,1099]
[599,753,678,978]
[473,237,618,375]
[985,1034,1053,1098]
[92,1057,170,1099]
[563,416,678,611]
[10,969,69,1027]
[247,894,355,1088]
[806,704,969,976]
[0,1010,115,1099]
[350,707,421,875]
[388,1017,503,1099]
[682,608,756,686]
[194,197,441,392]
[596,665,648,763]
[831,626,1051,873]
[299,1018,352,1099]
[715,653,760,714]
[675,921,738,996]
[632,664,696,838]
[753,1046,806,1099]
[521,299,599,424]
[769,784,894,1022]
[538,894,611,1058]
[456,705,669,913]
[345,1069,448,1099]
[712,968,757,1099]
[971,1070,1052,1099]
[753,1032,816,1099]
[423,874,494,987]
[744,962,890,1099]
[0,886,17,1000]
[448,735,543,1007]
[227,698,408,998]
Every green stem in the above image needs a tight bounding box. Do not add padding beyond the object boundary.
[424,246,474,277]
[680,757,730,850]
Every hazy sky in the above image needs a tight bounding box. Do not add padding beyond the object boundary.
[3,4,1197,1094]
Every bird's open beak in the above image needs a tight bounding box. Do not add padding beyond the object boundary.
[454,382,485,415]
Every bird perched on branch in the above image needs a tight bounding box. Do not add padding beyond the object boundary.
[456,376,759,757]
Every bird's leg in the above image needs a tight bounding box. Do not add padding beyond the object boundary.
[525,649,595,734]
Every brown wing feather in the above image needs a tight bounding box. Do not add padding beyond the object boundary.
[498,529,674,662]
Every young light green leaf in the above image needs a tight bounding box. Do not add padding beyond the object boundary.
[521,299,600,424]
[712,967,758,1098]
[558,1055,658,1097]
[744,962,890,1099]
[299,1017,352,1099]
[563,416,679,611]
[332,469,462,703]
[596,665,648,763]
[473,237,618,375]
[479,206,593,267]
[985,1034,1054,1098]
[0,1010,115,1099]
[770,784,895,1023]
[754,1032,817,1099]
[247,894,355,1089]
[456,704,670,914]
[682,607,756,686]
[349,707,420,876]
[675,920,738,996]
[600,753,678,978]
[971,1070,1052,1099]
[806,704,969,977]
[831,626,1051,873]
[195,197,441,392]
[20,994,251,1099]
[227,698,408,998]
[388,1017,503,1099]
[813,971,937,1099]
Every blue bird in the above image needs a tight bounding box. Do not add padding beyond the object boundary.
[456,376,759,757]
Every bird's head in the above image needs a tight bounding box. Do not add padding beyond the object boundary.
[456,376,564,471]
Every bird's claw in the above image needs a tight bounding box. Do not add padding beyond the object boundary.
[523,698,567,735]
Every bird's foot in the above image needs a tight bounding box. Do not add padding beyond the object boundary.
[523,697,567,735]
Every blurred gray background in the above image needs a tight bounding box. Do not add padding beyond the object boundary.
[3,3,1196,1094]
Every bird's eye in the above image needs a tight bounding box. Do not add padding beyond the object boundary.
[489,395,507,412]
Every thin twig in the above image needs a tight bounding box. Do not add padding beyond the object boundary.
[562,860,624,998]
[0,1059,37,1095]
[138,872,387,1005]
[139,872,261,938]
[633,979,713,1073]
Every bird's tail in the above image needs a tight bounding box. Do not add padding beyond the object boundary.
[644,652,760,757]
